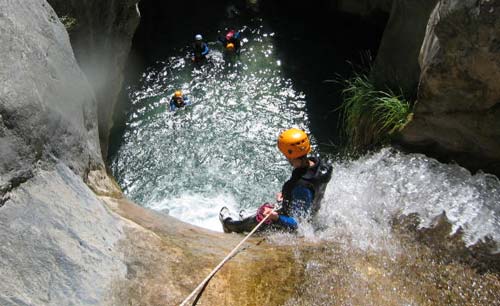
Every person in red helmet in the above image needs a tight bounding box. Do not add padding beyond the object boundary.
[219,128,332,233]
[218,29,242,55]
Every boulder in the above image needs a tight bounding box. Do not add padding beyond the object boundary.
[0,165,126,305]
[400,0,500,176]
[0,0,102,200]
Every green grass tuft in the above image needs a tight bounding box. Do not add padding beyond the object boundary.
[338,73,412,151]
[60,15,77,31]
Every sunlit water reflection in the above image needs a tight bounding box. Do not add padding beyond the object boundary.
[111,22,310,231]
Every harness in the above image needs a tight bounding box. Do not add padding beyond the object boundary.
[280,157,332,217]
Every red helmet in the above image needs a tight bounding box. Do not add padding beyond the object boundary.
[225,30,235,41]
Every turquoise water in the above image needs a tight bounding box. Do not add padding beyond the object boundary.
[110,22,316,230]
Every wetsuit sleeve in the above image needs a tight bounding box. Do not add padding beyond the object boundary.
[290,185,314,217]
[169,99,176,111]
[276,215,298,230]
[201,43,209,56]
[183,96,191,105]
[275,186,312,230]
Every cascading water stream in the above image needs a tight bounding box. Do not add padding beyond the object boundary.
[317,148,500,253]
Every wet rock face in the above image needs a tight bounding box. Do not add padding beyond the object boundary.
[401,0,500,176]
[47,0,140,160]
[0,0,102,196]
[371,0,438,95]
[0,165,127,306]
[0,2,127,304]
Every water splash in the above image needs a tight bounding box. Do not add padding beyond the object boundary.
[316,148,500,252]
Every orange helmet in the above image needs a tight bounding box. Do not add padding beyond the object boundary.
[226,43,235,51]
[277,128,311,159]
[174,90,183,98]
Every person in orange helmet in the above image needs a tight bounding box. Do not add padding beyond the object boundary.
[169,90,191,111]
[219,128,332,233]
[218,29,241,55]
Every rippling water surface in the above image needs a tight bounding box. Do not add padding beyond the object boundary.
[111,21,311,230]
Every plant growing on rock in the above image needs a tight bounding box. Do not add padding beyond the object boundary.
[60,15,77,31]
[338,72,412,152]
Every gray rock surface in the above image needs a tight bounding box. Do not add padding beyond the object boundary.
[0,164,126,306]
[400,0,500,176]
[334,0,438,95]
[0,0,102,198]
[371,0,438,95]
[47,0,140,160]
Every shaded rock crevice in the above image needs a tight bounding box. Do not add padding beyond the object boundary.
[47,0,141,160]
[371,0,439,96]
[0,169,33,208]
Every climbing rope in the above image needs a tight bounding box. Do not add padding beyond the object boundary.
[178,205,278,306]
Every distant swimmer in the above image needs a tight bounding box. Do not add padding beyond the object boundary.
[219,29,241,55]
[191,34,209,62]
[169,90,191,111]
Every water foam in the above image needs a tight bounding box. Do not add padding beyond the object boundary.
[316,148,500,252]
[149,193,239,232]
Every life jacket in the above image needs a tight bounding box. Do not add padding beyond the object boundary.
[280,157,332,217]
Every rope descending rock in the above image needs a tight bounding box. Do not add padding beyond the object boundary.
[179,205,278,306]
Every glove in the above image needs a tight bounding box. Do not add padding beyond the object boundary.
[256,203,276,224]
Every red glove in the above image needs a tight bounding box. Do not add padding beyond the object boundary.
[256,203,277,224]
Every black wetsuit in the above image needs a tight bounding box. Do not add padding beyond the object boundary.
[222,157,332,233]
[192,41,209,61]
